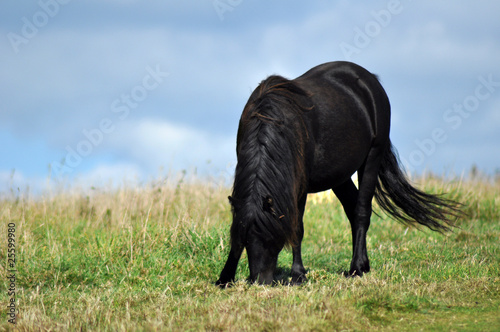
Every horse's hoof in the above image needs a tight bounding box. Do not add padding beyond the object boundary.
[215,279,232,289]
[291,274,308,285]
[343,270,364,278]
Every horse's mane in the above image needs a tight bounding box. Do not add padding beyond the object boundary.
[229,75,312,249]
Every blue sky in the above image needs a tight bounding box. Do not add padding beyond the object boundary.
[1,0,499,194]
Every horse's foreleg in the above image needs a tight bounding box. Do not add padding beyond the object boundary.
[216,245,243,288]
[291,195,308,284]
[291,241,307,284]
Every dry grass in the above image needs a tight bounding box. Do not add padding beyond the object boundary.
[0,174,499,331]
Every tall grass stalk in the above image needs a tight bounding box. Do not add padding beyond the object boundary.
[1,175,499,331]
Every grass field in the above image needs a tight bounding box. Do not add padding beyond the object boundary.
[1,174,499,331]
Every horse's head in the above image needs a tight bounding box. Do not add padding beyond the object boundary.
[245,223,283,285]
[228,195,286,285]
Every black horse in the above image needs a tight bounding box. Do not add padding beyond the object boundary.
[216,61,462,286]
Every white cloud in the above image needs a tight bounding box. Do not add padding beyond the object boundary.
[108,118,235,175]
[0,169,51,197]
[1,0,500,188]
[71,163,144,190]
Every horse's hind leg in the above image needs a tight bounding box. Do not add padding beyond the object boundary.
[291,194,308,284]
[333,179,359,224]
[333,180,364,274]
[347,147,385,276]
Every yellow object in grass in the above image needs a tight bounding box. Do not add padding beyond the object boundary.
[307,173,358,205]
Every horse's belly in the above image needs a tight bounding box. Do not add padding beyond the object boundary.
[307,136,371,193]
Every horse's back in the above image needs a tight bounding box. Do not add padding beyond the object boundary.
[293,62,391,192]
[295,62,388,118]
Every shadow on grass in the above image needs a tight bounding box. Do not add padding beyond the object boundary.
[274,266,294,285]
[215,264,354,289]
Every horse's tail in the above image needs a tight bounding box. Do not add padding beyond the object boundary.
[374,142,463,232]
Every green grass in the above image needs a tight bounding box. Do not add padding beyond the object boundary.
[1,176,499,331]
